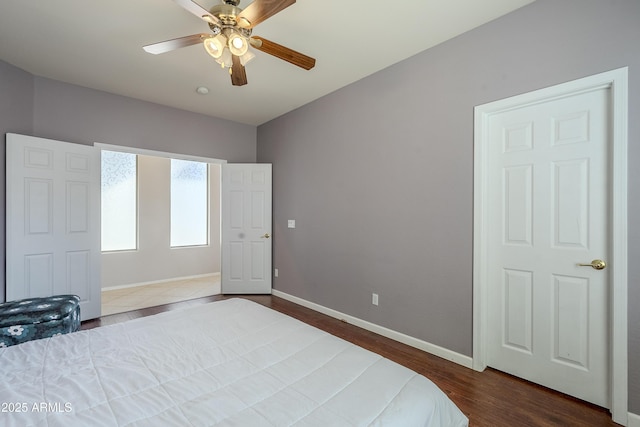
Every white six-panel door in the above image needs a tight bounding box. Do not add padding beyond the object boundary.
[221,164,272,294]
[6,134,101,320]
[484,87,610,407]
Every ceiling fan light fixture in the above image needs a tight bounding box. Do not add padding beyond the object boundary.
[145,0,317,86]
[228,32,249,56]
[203,35,226,59]
[216,48,233,68]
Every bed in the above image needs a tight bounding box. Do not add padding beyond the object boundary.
[0,298,468,426]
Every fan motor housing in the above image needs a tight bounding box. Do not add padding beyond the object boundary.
[210,4,241,25]
[208,4,252,37]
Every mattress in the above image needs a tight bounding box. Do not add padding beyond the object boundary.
[0,298,468,427]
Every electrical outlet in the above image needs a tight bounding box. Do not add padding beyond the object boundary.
[274,268,279,277]
[372,293,379,306]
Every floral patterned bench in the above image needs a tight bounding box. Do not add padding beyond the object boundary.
[0,295,81,348]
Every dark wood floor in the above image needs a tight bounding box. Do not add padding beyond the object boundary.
[82,294,620,427]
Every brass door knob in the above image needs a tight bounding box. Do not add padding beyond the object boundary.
[577,259,606,270]
[262,233,271,239]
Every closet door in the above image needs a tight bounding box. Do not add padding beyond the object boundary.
[6,133,101,320]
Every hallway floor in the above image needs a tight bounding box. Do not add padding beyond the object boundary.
[101,274,220,315]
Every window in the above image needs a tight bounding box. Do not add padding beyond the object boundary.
[171,159,208,247]
[101,151,137,251]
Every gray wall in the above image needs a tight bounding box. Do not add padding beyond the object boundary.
[257,0,640,413]
[0,62,257,301]
[32,77,255,162]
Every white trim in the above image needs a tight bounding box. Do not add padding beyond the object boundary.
[472,67,628,425]
[273,289,473,369]
[609,67,629,426]
[628,412,640,427]
[94,143,227,164]
[102,272,220,292]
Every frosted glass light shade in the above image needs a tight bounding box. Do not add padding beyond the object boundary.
[203,35,226,59]
[215,48,233,68]
[228,33,248,56]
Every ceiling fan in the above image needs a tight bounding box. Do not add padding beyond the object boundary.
[143,0,316,86]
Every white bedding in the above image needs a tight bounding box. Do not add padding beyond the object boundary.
[0,298,468,427]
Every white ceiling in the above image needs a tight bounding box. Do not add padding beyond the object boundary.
[0,0,534,126]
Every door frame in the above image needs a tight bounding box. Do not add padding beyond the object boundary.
[95,143,228,166]
[95,145,274,295]
[472,68,628,424]
[95,142,226,288]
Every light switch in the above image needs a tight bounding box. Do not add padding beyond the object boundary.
[288,220,296,229]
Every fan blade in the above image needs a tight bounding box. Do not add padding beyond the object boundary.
[231,55,248,86]
[236,0,295,29]
[174,0,220,25]
[250,36,315,70]
[143,34,210,54]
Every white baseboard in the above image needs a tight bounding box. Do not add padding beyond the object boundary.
[102,272,220,292]
[628,412,640,427]
[272,289,473,369]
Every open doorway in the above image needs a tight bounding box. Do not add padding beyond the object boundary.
[97,144,224,315]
